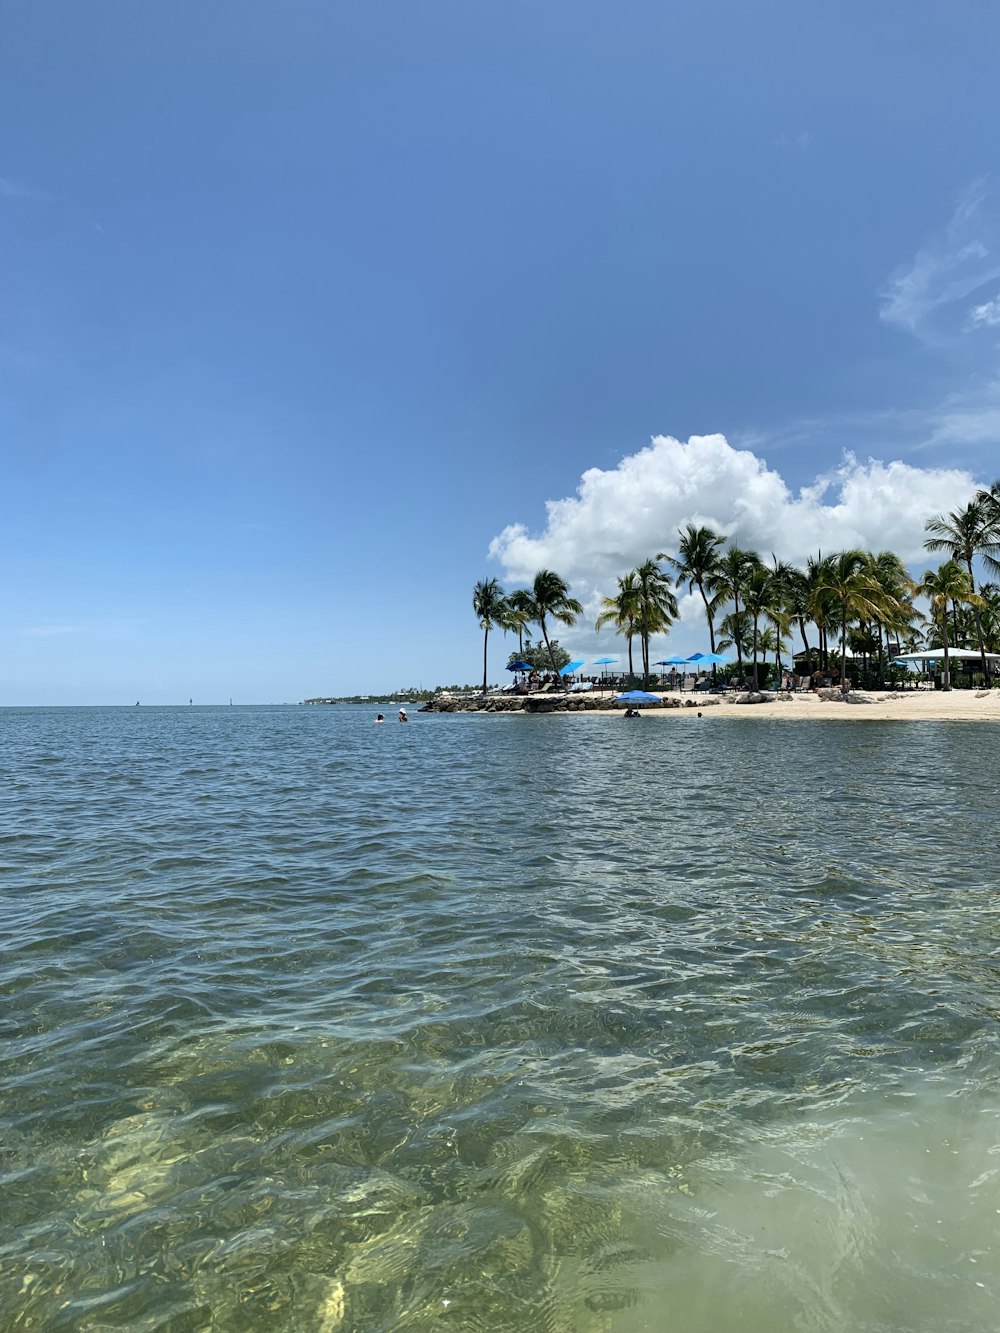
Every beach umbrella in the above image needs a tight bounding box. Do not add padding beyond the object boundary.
[686,652,730,665]
[654,655,690,687]
[507,660,532,672]
[614,689,662,706]
[592,655,618,690]
[559,659,586,676]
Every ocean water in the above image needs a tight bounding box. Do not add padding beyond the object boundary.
[2,704,1000,1332]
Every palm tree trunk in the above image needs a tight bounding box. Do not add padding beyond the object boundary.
[539,616,560,679]
[627,634,635,681]
[798,620,813,676]
[966,555,990,687]
[699,584,716,652]
[734,593,744,672]
[751,619,760,688]
[699,584,717,680]
[482,627,489,694]
[840,605,850,694]
[941,604,952,690]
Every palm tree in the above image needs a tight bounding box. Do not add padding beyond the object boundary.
[633,559,678,687]
[660,524,725,655]
[742,565,790,688]
[916,561,985,689]
[975,481,1000,550]
[774,559,826,680]
[530,569,583,678]
[709,546,762,675]
[500,588,535,657]
[865,551,917,685]
[595,571,641,681]
[806,553,836,670]
[925,499,1000,685]
[472,579,507,694]
[820,551,904,694]
[978,582,1000,654]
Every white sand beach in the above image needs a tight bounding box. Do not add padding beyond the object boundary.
[586,688,1000,722]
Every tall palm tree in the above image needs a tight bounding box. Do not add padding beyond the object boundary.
[806,553,836,669]
[775,561,816,677]
[742,565,791,688]
[500,588,535,657]
[820,551,903,694]
[978,582,1000,654]
[530,569,583,678]
[925,499,1000,685]
[975,481,1000,548]
[472,579,507,694]
[595,571,641,680]
[709,546,762,675]
[633,559,678,687]
[865,551,917,685]
[916,561,985,689]
[660,524,725,654]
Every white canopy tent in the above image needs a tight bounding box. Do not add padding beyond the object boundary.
[891,648,1000,663]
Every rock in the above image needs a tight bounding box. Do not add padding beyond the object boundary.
[735,691,772,704]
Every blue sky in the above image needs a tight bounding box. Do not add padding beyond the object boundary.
[3,2,1000,702]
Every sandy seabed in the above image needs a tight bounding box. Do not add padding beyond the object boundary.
[577,689,1000,722]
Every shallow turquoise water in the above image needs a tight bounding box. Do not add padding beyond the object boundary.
[2,705,1000,1331]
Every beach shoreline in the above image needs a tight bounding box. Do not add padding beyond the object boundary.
[425,688,1000,722]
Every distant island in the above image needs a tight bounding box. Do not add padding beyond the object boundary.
[302,686,481,706]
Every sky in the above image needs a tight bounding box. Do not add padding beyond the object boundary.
[2,1,1000,702]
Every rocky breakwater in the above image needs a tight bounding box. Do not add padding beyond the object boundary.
[420,692,720,714]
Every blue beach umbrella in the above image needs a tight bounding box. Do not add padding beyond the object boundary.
[593,656,617,666]
[507,660,533,672]
[614,689,662,706]
[559,659,586,676]
[687,652,730,665]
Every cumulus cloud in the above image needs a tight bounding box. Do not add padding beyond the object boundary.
[488,434,980,639]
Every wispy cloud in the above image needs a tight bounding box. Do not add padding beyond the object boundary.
[879,179,1000,344]
[21,625,79,638]
[0,174,49,202]
[775,131,812,152]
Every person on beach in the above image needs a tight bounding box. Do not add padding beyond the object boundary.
[374,713,385,723]
[624,707,641,718]
[398,708,408,722]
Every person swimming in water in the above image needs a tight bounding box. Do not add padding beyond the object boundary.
[398,708,408,722]
[374,713,385,723]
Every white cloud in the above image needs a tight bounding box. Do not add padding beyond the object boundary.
[21,625,78,637]
[488,433,981,621]
[879,180,1000,343]
[970,295,1000,328]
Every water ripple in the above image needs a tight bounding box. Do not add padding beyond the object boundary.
[2,706,1000,1329]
